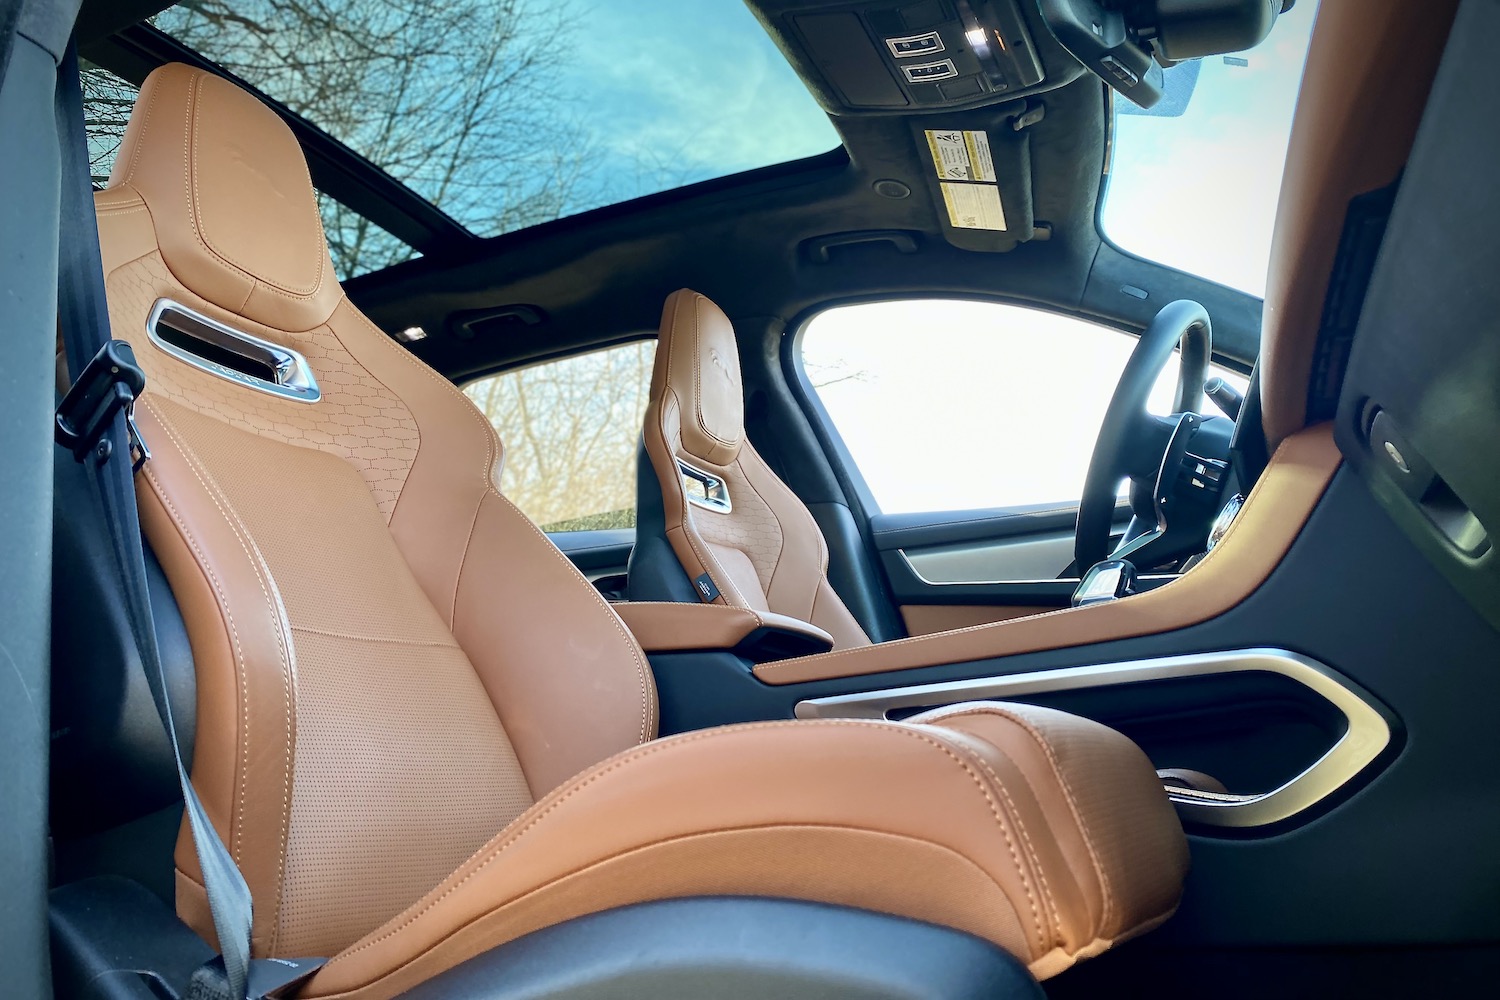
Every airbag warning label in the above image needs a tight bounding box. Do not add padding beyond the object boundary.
[940,182,1007,231]
[925,129,996,182]
[925,129,1006,231]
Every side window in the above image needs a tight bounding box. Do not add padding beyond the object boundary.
[464,341,656,532]
[800,300,1248,515]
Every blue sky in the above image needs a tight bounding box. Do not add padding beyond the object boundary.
[555,0,839,211]
[1103,1,1319,295]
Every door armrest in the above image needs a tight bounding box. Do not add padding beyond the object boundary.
[612,602,834,661]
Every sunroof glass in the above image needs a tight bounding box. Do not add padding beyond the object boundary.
[153,0,842,238]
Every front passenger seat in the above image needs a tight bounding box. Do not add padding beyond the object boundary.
[631,289,873,648]
[95,64,1188,999]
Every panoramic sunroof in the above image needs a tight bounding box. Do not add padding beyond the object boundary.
[152,0,841,240]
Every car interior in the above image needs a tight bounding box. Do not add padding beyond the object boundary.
[3,0,1499,997]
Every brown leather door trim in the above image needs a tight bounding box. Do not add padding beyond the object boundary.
[901,605,1059,636]
[754,424,1339,685]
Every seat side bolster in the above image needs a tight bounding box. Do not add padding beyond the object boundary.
[451,492,658,798]
[133,402,298,956]
[302,715,1185,1000]
[909,702,1190,970]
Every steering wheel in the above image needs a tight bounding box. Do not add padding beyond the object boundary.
[1075,299,1220,573]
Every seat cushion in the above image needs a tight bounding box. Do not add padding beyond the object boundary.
[301,705,1187,999]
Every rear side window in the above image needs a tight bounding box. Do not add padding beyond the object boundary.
[464,342,656,532]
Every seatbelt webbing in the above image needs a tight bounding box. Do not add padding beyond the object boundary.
[54,41,321,1000]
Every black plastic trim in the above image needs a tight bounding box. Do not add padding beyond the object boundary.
[50,876,213,1000]
[398,897,1042,1000]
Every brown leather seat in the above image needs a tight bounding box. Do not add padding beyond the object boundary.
[635,289,874,648]
[96,63,1188,999]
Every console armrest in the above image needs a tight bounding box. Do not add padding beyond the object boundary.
[612,602,834,661]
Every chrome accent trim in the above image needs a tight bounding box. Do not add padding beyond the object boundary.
[794,648,1392,829]
[146,298,321,403]
[901,58,959,83]
[896,549,1178,589]
[679,459,731,514]
[900,534,1075,585]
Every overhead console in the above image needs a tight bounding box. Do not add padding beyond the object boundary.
[754,0,1296,114]
[757,0,1061,113]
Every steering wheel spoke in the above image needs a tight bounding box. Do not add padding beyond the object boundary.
[1074,300,1221,573]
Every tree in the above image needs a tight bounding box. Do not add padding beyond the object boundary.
[84,0,601,277]
[464,342,655,531]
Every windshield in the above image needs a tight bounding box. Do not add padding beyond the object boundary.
[1100,1,1320,297]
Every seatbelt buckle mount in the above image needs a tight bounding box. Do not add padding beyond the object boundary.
[56,339,151,470]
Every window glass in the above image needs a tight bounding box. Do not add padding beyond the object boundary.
[80,60,138,186]
[801,300,1247,514]
[152,0,839,239]
[464,342,656,532]
[80,59,417,280]
[1101,1,1319,295]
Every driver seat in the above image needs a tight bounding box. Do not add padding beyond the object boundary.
[93,63,1188,998]
[630,289,873,648]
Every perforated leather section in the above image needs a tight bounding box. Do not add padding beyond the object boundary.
[153,401,532,956]
[690,460,785,603]
[106,253,419,518]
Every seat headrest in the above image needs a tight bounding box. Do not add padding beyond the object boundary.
[109,63,341,332]
[656,289,745,466]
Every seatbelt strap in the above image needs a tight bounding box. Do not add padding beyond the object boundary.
[53,40,322,1000]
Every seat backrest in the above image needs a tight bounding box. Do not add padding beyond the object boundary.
[93,63,657,959]
[635,289,870,649]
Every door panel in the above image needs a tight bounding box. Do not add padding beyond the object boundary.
[550,529,633,600]
[647,468,1500,952]
[899,604,1042,636]
[871,500,1148,628]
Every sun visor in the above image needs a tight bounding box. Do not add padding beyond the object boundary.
[910,111,1035,251]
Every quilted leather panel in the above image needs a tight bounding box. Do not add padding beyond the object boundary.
[106,252,419,518]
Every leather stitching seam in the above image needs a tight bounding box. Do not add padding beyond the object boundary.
[922,725,1058,951]
[144,403,298,951]
[926,706,1116,933]
[349,303,654,746]
[317,824,1028,999]
[184,72,326,302]
[328,719,1041,967]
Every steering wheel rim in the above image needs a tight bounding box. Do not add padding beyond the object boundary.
[1074,300,1212,572]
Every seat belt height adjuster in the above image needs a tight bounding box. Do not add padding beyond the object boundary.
[55,338,151,470]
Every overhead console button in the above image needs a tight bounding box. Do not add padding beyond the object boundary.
[886,30,945,57]
[901,59,959,83]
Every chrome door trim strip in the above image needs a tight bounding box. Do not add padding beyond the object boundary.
[147,298,321,404]
[896,549,1181,589]
[900,533,1076,585]
[794,648,1393,829]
